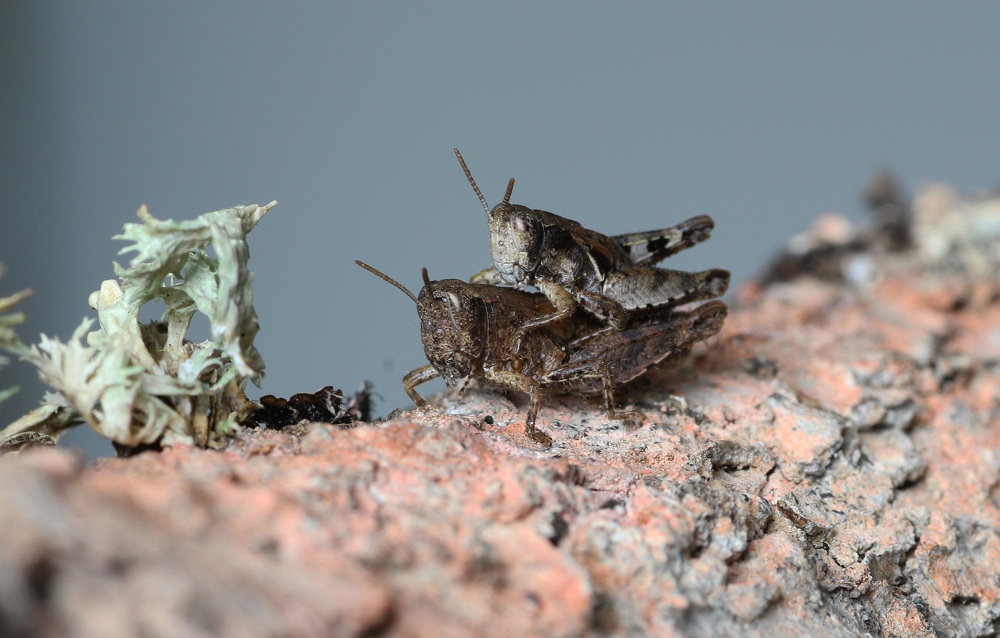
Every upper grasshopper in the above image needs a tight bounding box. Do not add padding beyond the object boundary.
[356,260,727,443]
[455,149,730,345]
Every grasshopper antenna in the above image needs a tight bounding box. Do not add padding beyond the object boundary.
[355,260,418,304]
[454,148,492,216]
[503,177,515,206]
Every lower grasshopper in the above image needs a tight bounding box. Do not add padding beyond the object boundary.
[356,260,727,443]
[456,149,730,347]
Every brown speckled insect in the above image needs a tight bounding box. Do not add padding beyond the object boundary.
[456,148,730,346]
[356,260,727,443]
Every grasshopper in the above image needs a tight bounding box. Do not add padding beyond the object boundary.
[455,149,730,346]
[356,260,727,443]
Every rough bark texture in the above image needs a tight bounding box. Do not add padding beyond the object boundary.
[2,183,999,637]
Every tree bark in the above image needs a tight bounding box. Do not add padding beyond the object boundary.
[2,182,998,637]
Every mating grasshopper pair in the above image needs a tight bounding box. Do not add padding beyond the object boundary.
[358,150,729,441]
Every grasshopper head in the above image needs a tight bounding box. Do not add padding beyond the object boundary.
[416,273,486,392]
[453,149,542,288]
[488,192,544,287]
[356,259,488,394]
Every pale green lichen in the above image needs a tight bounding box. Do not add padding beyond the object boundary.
[0,265,32,406]
[0,201,276,449]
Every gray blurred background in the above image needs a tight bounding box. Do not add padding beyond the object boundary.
[2,4,999,458]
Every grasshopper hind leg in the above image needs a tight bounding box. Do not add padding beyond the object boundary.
[613,215,716,265]
[603,267,730,312]
[544,359,643,428]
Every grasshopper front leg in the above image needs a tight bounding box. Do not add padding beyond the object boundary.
[402,364,441,407]
[470,267,504,285]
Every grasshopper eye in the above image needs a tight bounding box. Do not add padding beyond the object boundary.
[510,214,541,251]
[447,292,463,312]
